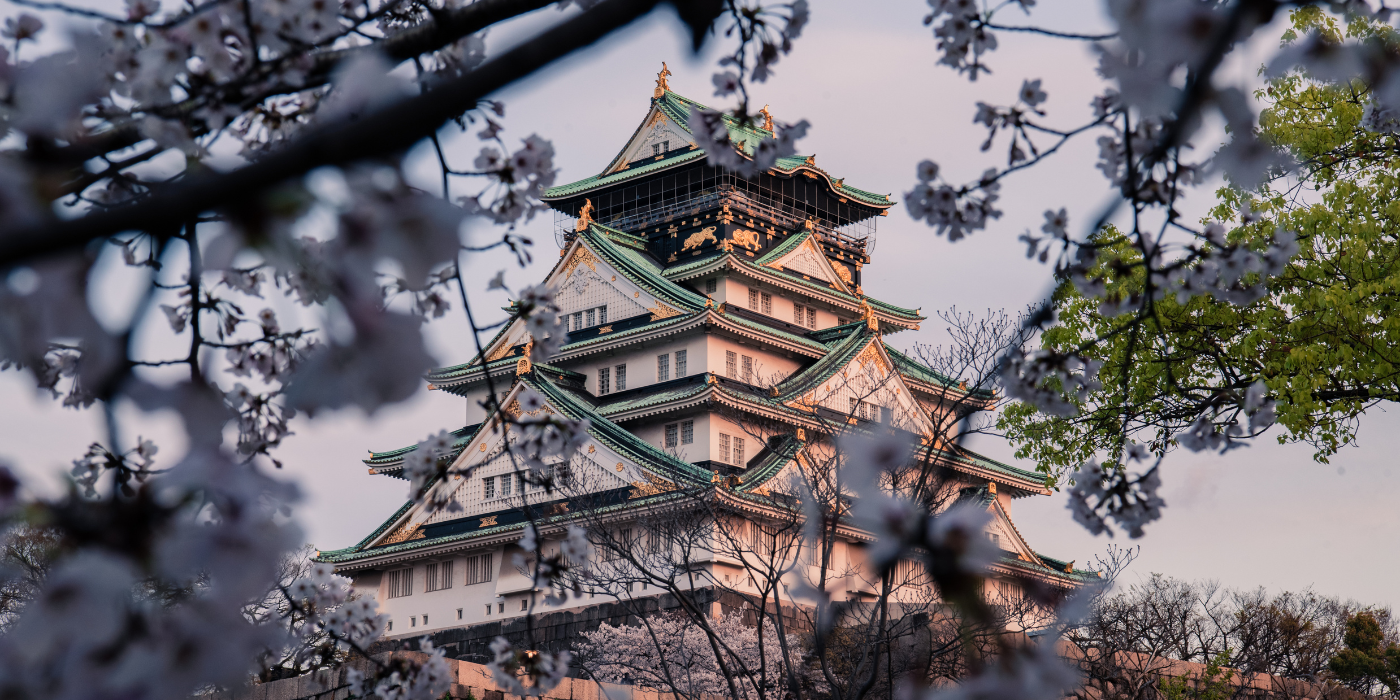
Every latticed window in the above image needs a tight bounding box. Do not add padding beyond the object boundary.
[665,424,678,448]
[806,307,816,328]
[425,561,453,592]
[657,354,670,382]
[386,568,414,598]
[586,309,595,327]
[719,433,731,463]
[615,364,627,391]
[741,355,753,381]
[761,292,772,315]
[725,351,737,378]
[748,289,759,310]
[500,473,512,496]
[705,279,717,294]
[681,420,694,444]
[675,349,687,377]
[733,436,745,465]
[598,367,611,395]
[794,303,805,324]
[483,476,496,499]
[465,553,493,585]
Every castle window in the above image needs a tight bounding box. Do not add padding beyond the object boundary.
[520,599,528,611]
[465,552,493,585]
[410,616,417,627]
[386,568,414,599]
[498,602,505,613]
[681,420,694,444]
[387,620,393,631]
[705,279,717,294]
[598,367,611,395]
[748,289,759,310]
[425,561,452,592]
[600,306,608,325]
[741,355,753,381]
[806,307,816,328]
[586,309,595,327]
[615,364,627,391]
[423,614,429,625]
[572,312,582,330]
[725,351,737,378]
[657,353,670,382]
[733,437,745,466]
[500,472,512,496]
[675,350,687,376]
[485,604,492,616]
[794,303,805,324]
[719,433,730,463]
[457,608,463,620]
[665,424,678,448]
[761,292,772,315]
[483,476,496,499]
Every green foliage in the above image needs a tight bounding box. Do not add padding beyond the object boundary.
[1329,612,1400,695]
[1001,10,1400,479]
[1160,650,1237,700]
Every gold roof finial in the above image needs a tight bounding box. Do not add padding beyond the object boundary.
[575,199,594,233]
[758,104,774,132]
[654,62,672,99]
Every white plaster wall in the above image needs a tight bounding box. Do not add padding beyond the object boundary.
[702,334,804,387]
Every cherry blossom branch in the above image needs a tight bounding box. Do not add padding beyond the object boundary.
[982,23,1117,40]
[0,0,683,265]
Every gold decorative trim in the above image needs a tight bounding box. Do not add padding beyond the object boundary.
[560,246,599,280]
[574,199,594,233]
[653,62,671,98]
[479,516,498,528]
[647,301,681,322]
[795,428,806,441]
[758,105,774,132]
[515,357,532,375]
[629,474,676,499]
[383,522,425,545]
[597,325,613,334]
[615,462,625,472]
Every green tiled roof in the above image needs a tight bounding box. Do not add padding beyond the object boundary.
[526,372,714,485]
[719,310,830,354]
[597,381,710,417]
[542,91,893,208]
[883,344,960,392]
[772,324,876,399]
[581,224,707,312]
[941,446,1048,490]
[366,423,484,470]
[753,229,814,266]
[541,149,706,200]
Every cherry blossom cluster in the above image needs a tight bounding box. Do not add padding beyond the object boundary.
[486,637,571,698]
[1066,460,1165,539]
[688,108,810,179]
[904,160,1003,242]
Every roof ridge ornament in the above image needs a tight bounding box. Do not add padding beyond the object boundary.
[759,105,774,132]
[654,62,671,99]
[575,199,594,233]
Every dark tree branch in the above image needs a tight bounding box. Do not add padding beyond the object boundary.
[0,0,685,265]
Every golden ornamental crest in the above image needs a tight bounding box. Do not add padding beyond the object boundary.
[654,62,672,98]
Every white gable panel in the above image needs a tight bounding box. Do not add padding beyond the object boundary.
[607,110,695,173]
[803,342,934,435]
[558,265,648,322]
[783,242,837,282]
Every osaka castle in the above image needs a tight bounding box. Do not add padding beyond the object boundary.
[316,67,1093,653]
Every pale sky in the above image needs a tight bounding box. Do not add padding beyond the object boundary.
[0,0,1395,610]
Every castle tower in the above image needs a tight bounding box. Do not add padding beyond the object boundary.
[316,72,1093,652]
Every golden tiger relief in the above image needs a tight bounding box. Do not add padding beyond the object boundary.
[681,226,718,251]
[731,228,763,250]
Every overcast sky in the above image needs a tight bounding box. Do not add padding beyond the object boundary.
[1,0,1396,610]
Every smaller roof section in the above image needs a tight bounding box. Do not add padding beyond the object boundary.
[541,75,893,210]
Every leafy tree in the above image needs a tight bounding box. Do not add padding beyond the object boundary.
[1001,9,1400,485]
[1329,611,1400,696]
